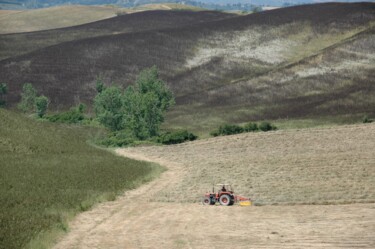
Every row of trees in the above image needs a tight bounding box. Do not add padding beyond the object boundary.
[0,82,48,118]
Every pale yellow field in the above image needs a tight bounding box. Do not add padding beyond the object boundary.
[53,124,375,248]
[123,123,375,205]
[0,5,129,34]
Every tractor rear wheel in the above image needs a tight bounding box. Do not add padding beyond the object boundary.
[219,194,231,206]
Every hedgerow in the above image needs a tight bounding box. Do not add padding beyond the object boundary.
[157,130,197,145]
[210,121,277,137]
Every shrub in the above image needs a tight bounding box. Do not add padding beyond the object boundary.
[259,121,277,131]
[218,124,244,136]
[0,82,7,107]
[210,130,221,137]
[363,115,373,123]
[35,95,49,118]
[97,130,136,147]
[47,104,86,124]
[158,130,197,145]
[210,121,276,137]
[244,122,258,132]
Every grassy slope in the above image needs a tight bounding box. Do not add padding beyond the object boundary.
[0,5,128,34]
[0,109,163,249]
[0,3,374,134]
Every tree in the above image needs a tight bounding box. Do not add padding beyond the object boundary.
[35,96,49,118]
[93,66,175,139]
[94,86,124,131]
[0,83,7,107]
[18,83,37,112]
[122,86,148,139]
[135,66,174,113]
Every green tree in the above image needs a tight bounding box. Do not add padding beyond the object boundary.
[35,95,49,118]
[135,66,174,112]
[94,86,124,131]
[18,83,37,112]
[0,83,7,107]
[122,86,147,139]
[132,66,174,137]
[94,66,174,139]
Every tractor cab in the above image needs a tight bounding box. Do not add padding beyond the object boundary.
[217,184,233,195]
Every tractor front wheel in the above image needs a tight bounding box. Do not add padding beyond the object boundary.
[219,194,231,206]
[202,197,211,205]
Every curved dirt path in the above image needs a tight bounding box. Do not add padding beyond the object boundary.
[53,147,375,249]
[53,149,186,249]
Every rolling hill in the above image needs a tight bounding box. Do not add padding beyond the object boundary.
[0,3,374,133]
[0,10,234,60]
[0,5,130,34]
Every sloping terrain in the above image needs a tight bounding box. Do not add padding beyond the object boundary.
[134,3,203,11]
[0,3,374,126]
[53,123,375,248]
[0,10,233,60]
[0,5,127,34]
[0,109,162,249]
[168,27,375,133]
[121,124,375,205]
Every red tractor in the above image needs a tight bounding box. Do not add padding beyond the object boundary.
[202,184,235,206]
[202,184,251,206]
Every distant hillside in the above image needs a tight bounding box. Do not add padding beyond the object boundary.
[0,3,374,132]
[0,5,130,34]
[134,3,203,11]
[0,10,233,60]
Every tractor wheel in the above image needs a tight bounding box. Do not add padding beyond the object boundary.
[229,197,235,206]
[219,194,231,206]
[202,197,211,205]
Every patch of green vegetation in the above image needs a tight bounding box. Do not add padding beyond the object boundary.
[362,115,373,124]
[157,130,197,145]
[0,82,7,107]
[0,109,164,249]
[210,122,276,137]
[46,104,86,124]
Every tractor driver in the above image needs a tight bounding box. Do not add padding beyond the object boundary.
[221,186,226,192]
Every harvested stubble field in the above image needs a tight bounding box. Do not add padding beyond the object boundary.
[122,124,375,205]
[54,123,375,248]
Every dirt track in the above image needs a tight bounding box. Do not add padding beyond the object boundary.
[54,125,375,248]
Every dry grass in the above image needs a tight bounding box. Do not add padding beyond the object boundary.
[52,124,375,249]
[0,5,127,34]
[134,3,203,11]
[122,123,375,205]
